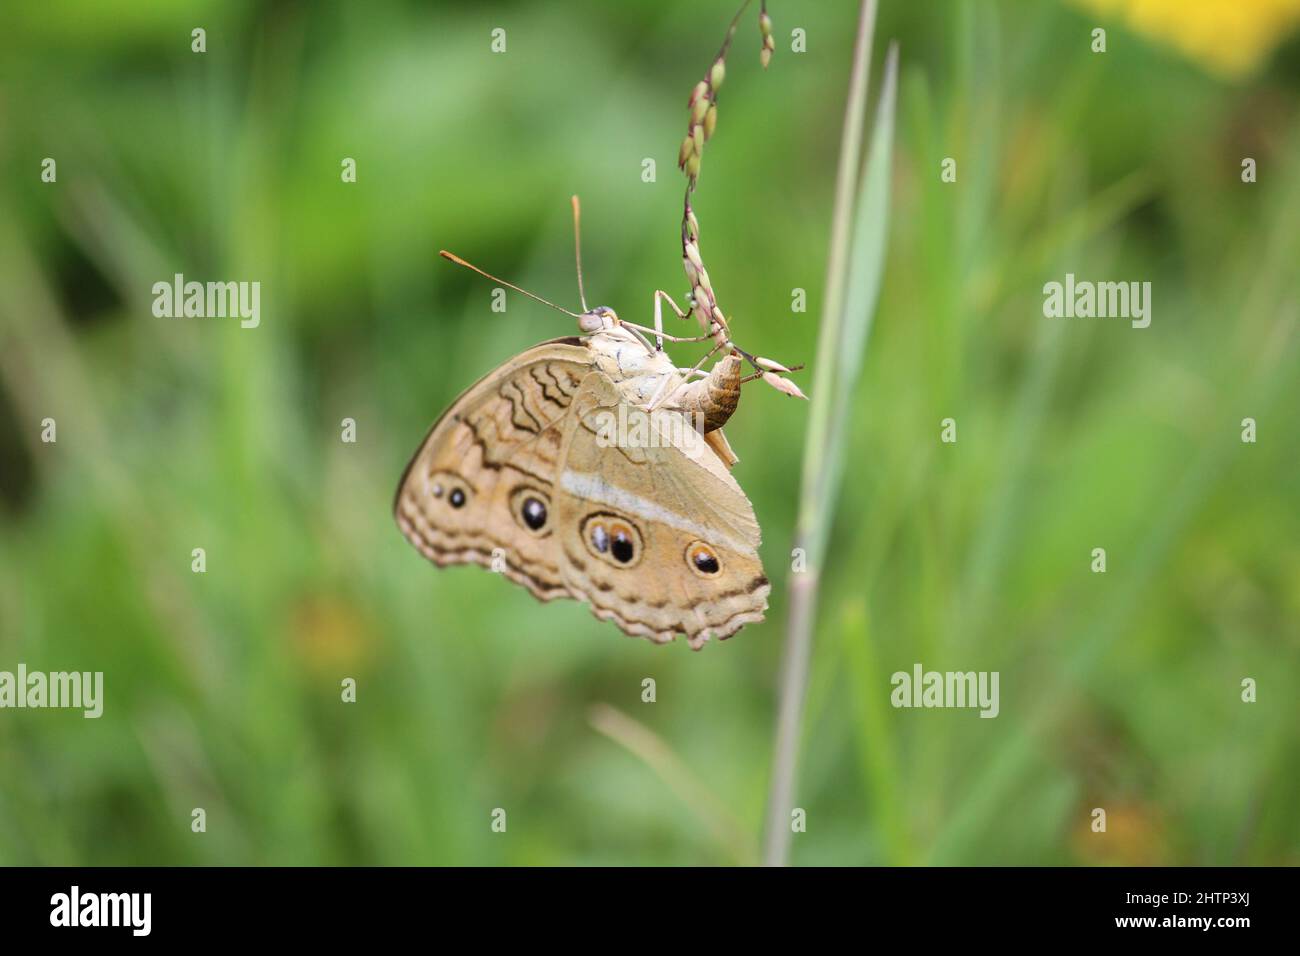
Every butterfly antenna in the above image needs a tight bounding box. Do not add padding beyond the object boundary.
[439,250,582,319]
[571,195,589,312]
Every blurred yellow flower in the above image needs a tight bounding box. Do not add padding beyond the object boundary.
[1073,801,1170,866]
[1073,0,1300,77]
[286,593,376,678]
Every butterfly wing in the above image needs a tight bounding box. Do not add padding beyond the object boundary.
[553,372,770,649]
[393,338,595,601]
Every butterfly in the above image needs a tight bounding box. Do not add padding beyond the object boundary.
[394,198,772,649]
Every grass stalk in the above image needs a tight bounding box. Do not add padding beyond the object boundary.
[761,0,897,866]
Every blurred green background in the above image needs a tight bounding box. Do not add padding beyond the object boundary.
[1,0,1297,866]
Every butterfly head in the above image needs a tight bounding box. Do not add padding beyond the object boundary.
[578,306,619,333]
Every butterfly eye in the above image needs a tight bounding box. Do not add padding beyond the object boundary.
[582,514,642,567]
[510,487,551,535]
[686,541,721,576]
[449,488,467,509]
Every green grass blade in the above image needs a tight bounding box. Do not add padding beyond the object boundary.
[762,1,898,866]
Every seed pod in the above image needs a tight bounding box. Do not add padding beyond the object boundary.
[692,123,705,154]
[692,289,711,320]
[684,241,704,271]
[704,104,718,139]
[762,371,808,400]
[691,94,711,124]
[678,135,694,168]
[686,154,701,179]
[692,298,712,331]
[755,356,792,373]
[710,59,726,91]
[688,80,709,108]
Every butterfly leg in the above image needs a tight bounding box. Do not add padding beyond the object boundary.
[643,350,716,411]
[621,321,718,346]
[652,290,692,351]
[648,338,728,411]
[623,325,659,353]
[623,291,708,351]
[642,369,679,411]
[651,290,667,351]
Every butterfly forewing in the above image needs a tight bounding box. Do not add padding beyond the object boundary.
[393,338,594,601]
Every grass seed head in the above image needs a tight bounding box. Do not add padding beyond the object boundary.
[676,2,779,353]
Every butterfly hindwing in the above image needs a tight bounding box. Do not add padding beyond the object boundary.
[552,372,770,648]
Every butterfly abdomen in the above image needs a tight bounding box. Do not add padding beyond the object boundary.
[676,353,741,433]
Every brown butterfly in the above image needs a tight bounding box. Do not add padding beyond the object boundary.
[394,198,772,649]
